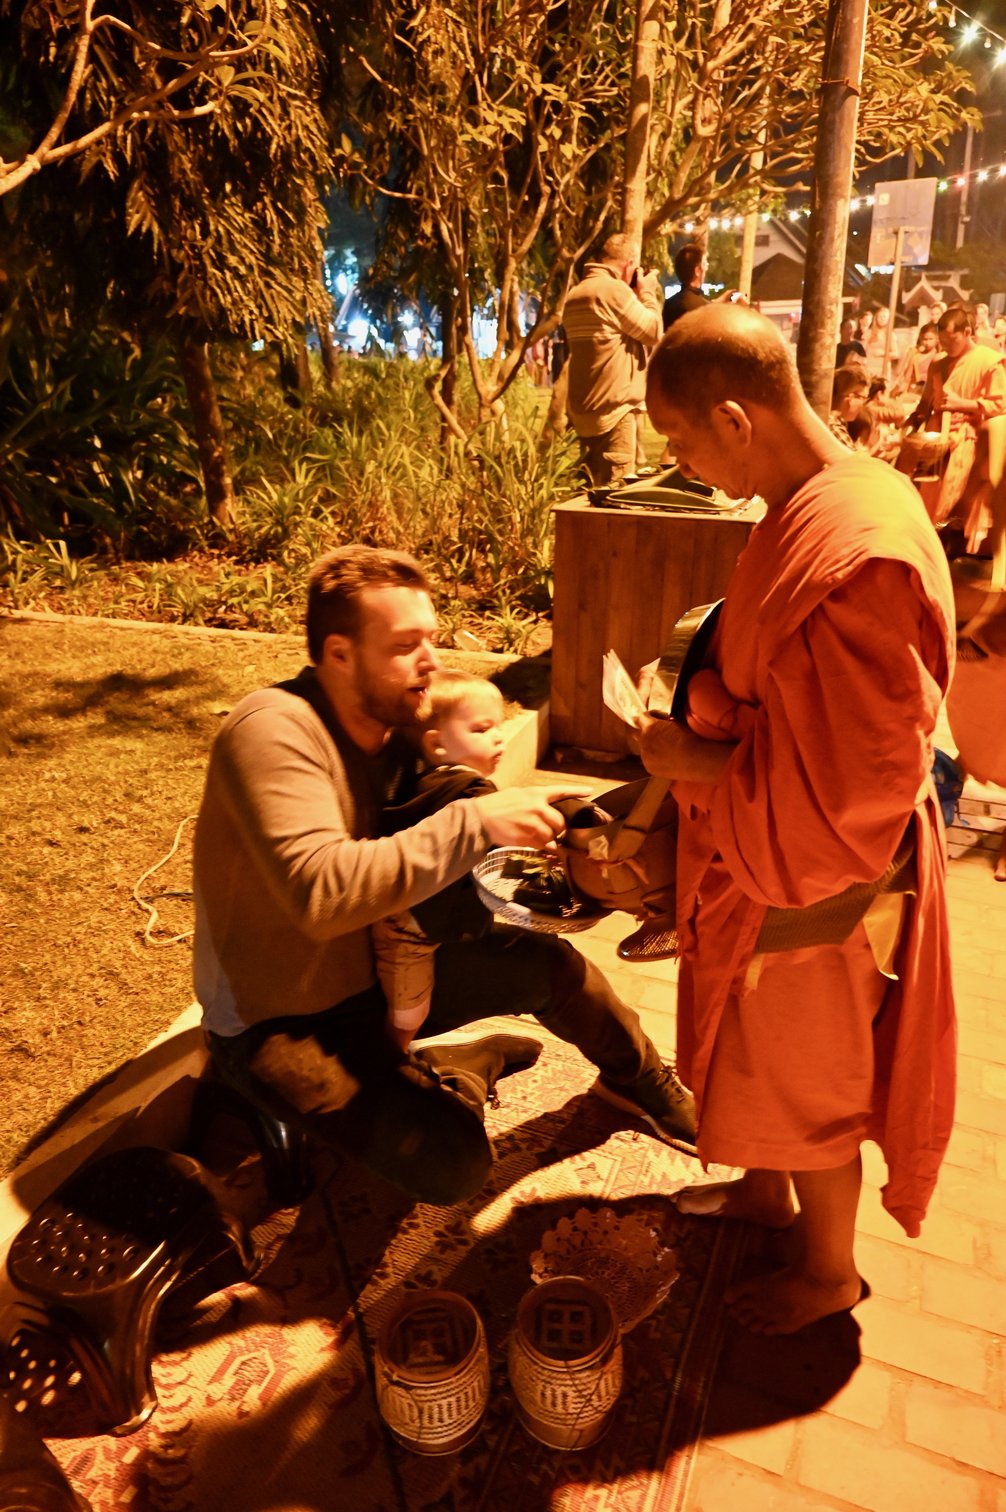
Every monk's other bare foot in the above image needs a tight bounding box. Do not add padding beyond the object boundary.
[674,1177,795,1230]
[726,1266,866,1334]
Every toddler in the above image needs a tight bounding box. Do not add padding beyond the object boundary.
[374,670,506,1048]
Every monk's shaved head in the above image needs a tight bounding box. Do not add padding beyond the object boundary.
[647,304,801,420]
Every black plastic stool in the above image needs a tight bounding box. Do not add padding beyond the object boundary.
[4,1147,254,1435]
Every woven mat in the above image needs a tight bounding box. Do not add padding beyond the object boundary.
[40,1024,742,1512]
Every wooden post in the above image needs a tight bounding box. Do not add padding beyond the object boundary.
[882,225,905,382]
[795,0,869,418]
[738,148,765,301]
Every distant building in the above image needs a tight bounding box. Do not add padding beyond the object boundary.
[902,271,971,321]
[748,218,869,334]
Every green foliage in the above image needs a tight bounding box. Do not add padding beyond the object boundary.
[1,0,333,344]
[0,351,578,644]
[645,1,978,233]
[703,229,741,293]
[0,305,204,552]
[926,239,1006,303]
[341,0,977,446]
[0,534,94,606]
[341,0,633,427]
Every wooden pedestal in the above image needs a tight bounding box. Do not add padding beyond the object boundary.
[550,497,763,754]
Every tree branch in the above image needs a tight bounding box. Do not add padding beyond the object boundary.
[1,1,272,197]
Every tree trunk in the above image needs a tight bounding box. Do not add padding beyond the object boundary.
[795,0,868,417]
[737,143,765,301]
[177,341,236,533]
[508,283,523,353]
[621,0,662,245]
[317,324,338,390]
[277,333,312,406]
[439,289,459,447]
[317,262,339,385]
[542,362,569,445]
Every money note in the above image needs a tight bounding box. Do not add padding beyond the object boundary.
[601,649,647,728]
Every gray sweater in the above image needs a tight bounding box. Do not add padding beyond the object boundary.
[564,262,663,437]
[193,673,490,1035]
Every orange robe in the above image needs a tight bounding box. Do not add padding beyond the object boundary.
[915,343,1006,521]
[674,456,956,1237]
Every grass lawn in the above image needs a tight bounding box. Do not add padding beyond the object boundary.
[1,613,310,1175]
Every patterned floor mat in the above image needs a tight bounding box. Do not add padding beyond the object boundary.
[29,1025,742,1512]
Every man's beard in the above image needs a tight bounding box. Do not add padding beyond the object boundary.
[358,678,424,732]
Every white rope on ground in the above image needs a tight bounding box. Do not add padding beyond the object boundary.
[132,814,198,947]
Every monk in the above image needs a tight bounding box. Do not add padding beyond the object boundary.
[641,305,957,1334]
[901,304,1006,523]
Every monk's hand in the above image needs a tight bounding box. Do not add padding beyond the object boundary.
[638,713,736,783]
[939,389,976,416]
[636,657,658,708]
[474,785,590,849]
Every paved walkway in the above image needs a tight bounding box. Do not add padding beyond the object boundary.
[547,757,1006,1511]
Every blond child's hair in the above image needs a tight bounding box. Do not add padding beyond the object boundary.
[420,669,504,729]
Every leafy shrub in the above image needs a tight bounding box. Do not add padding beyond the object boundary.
[1,337,579,638]
[0,316,204,556]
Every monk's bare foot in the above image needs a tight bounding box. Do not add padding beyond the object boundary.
[674,1178,795,1230]
[725,1265,866,1335]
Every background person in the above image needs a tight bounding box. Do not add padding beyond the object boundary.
[974,302,998,350]
[901,303,1006,523]
[890,322,939,399]
[639,305,956,1336]
[563,232,662,487]
[662,243,711,329]
[662,242,743,331]
[658,242,744,466]
[835,317,867,369]
[828,366,871,446]
[861,306,895,378]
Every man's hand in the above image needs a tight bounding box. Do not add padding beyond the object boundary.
[635,267,661,297]
[474,785,590,848]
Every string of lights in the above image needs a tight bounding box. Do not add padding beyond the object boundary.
[941,3,1006,57]
[685,163,1006,235]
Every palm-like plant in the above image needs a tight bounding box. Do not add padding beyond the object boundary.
[1,0,335,529]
